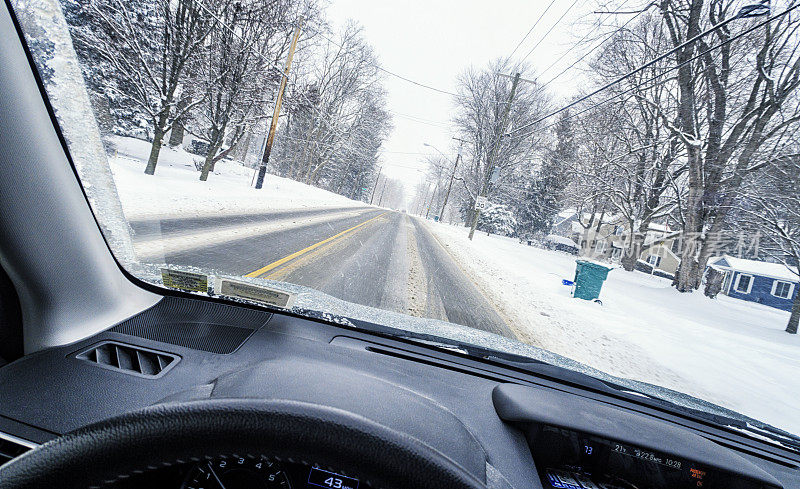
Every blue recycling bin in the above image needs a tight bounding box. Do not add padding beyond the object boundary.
[573,260,612,301]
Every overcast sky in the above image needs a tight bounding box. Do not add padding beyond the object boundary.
[323,0,602,203]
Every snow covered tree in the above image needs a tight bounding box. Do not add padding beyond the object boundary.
[738,150,800,333]
[580,13,684,271]
[269,22,392,199]
[515,110,574,238]
[68,0,214,174]
[477,203,517,237]
[452,58,550,228]
[655,0,800,292]
[194,0,298,181]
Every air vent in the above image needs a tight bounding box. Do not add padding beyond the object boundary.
[0,433,34,467]
[75,341,179,378]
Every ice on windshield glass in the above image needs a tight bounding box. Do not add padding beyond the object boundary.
[10,0,800,440]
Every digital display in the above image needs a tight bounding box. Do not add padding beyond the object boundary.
[307,467,359,489]
[530,425,767,489]
[610,440,683,470]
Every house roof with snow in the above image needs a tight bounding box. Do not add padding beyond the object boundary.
[647,222,671,233]
[557,208,576,219]
[709,255,799,282]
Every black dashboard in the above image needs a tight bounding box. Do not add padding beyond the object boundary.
[0,295,798,489]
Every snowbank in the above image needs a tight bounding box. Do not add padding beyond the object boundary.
[107,136,365,221]
[425,220,800,434]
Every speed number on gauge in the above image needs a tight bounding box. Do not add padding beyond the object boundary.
[307,467,359,489]
[182,457,291,489]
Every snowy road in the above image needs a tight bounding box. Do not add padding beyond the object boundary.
[129,208,513,338]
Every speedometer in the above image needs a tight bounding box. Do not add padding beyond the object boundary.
[181,457,291,489]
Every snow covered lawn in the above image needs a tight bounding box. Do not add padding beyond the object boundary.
[107,136,366,221]
[426,220,800,434]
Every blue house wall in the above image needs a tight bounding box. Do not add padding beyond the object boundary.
[727,270,798,312]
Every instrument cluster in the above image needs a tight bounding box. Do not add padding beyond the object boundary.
[111,456,365,489]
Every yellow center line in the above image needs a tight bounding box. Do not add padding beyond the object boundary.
[244,212,387,278]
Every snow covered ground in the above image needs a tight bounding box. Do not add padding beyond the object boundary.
[107,136,365,221]
[425,220,800,434]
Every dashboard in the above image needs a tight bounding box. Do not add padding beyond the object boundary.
[0,296,799,489]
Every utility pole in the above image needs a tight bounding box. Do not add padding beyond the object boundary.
[425,182,439,219]
[440,137,468,222]
[369,166,382,205]
[468,72,520,240]
[255,17,304,189]
[377,178,388,206]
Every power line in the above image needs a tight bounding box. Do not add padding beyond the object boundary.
[389,111,453,128]
[373,65,461,97]
[309,28,461,97]
[536,0,647,87]
[309,28,513,105]
[508,0,559,60]
[532,6,789,134]
[518,0,584,65]
[508,3,800,137]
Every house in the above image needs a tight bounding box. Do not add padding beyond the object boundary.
[552,211,681,275]
[550,209,580,237]
[634,222,682,276]
[708,255,798,312]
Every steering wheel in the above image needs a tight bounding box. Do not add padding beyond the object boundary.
[0,399,486,489]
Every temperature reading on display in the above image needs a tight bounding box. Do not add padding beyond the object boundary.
[308,467,359,489]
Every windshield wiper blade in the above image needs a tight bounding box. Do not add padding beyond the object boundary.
[730,423,800,451]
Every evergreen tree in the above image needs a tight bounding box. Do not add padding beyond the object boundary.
[477,203,517,237]
[516,110,574,236]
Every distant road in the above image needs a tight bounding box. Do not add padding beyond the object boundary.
[129,208,512,338]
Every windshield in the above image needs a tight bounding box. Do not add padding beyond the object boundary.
[10,0,800,440]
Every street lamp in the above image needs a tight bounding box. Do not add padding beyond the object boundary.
[737,1,770,19]
[423,142,447,158]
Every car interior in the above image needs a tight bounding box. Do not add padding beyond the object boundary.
[1,0,800,488]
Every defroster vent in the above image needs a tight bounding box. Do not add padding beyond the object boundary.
[75,341,179,378]
[0,434,33,467]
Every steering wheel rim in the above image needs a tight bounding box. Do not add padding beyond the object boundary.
[0,399,486,489]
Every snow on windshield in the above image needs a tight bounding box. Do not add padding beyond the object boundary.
[11,0,800,436]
